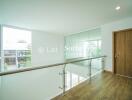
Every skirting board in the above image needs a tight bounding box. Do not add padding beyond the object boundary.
[103,70,113,74]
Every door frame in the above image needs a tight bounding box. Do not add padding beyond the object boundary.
[112,28,132,74]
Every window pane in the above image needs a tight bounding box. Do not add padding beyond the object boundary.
[2,26,32,71]
[4,57,16,70]
[18,57,31,68]
[4,50,16,57]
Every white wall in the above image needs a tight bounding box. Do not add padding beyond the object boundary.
[0,20,1,89]
[101,17,132,71]
[32,30,64,67]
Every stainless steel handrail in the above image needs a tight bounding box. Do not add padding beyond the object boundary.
[0,55,106,76]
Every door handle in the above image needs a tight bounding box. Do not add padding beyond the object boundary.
[115,55,117,59]
[115,54,119,58]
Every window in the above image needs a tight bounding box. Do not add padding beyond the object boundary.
[65,28,102,59]
[83,40,101,57]
[2,26,32,71]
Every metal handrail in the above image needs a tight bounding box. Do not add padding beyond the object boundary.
[0,55,106,76]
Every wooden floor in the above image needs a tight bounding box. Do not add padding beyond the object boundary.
[52,72,132,100]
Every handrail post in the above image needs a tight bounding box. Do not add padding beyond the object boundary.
[102,57,106,71]
[89,59,92,81]
[62,64,66,95]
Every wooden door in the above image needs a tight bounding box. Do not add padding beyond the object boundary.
[125,30,132,77]
[113,29,132,77]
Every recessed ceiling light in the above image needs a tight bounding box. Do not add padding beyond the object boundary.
[116,6,120,10]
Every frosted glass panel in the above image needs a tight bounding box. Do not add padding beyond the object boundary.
[0,66,63,100]
[65,28,102,59]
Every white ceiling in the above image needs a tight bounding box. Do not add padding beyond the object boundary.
[1,0,132,35]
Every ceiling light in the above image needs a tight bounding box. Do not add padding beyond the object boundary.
[116,6,120,10]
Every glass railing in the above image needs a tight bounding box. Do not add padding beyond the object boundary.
[0,56,106,100]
